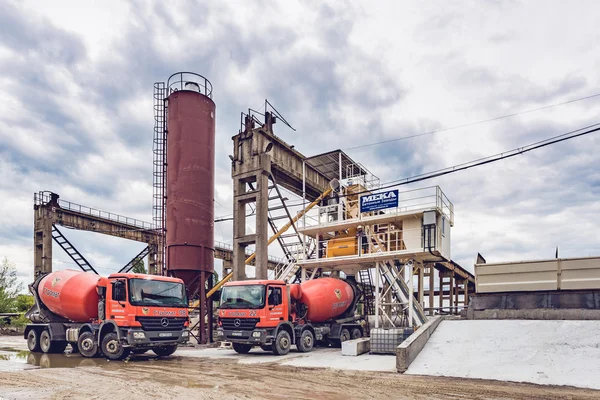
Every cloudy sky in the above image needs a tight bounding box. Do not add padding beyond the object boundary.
[1,0,599,288]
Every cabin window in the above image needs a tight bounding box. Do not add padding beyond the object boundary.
[268,286,282,306]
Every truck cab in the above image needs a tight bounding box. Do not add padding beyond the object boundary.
[217,280,295,355]
[100,273,190,354]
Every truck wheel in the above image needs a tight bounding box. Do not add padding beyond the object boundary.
[232,343,252,354]
[78,331,99,358]
[296,330,314,353]
[272,330,291,356]
[39,330,67,354]
[101,332,130,360]
[152,345,177,357]
[340,328,351,343]
[27,329,42,353]
[39,330,52,353]
[351,328,362,339]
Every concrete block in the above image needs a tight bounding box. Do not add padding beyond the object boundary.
[396,316,443,373]
[342,338,370,356]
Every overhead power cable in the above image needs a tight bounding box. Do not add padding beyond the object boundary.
[344,92,600,151]
[339,122,600,198]
[215,123,599,222]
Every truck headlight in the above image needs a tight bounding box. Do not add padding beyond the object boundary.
[252,331,261,338]
[182,330,189,337]
[133,332,146,339]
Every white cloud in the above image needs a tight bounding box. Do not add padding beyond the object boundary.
[1,0,600,290]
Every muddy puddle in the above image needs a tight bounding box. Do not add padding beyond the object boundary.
[0,347,162,371]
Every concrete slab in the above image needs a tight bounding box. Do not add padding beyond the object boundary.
[176,347,306,364]
[281,348,396,372]
[342,338,370,356]
[406,320,600,390]
[178,346,396,372]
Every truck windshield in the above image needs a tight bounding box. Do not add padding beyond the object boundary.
[220,285,265,309]
[129,279,187,307]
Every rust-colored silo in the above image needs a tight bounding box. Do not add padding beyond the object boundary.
[165,72,215,296]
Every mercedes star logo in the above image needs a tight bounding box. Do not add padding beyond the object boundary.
[161,318,169,327]
[233,319,241,328]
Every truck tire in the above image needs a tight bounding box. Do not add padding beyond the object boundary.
[78,331,99,358]
[340,328,351,343]
[272,330,291,356]
[351,328,362,339]
[39,330,67,354]
[232,343,252,354]
[152,345,177,357]
[27,329,42,353]
[296,330,314,353]
[101,332,130,360]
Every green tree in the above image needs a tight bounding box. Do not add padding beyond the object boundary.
[131,258,147,274]
[15,294,34,312]
[0,257,24,313]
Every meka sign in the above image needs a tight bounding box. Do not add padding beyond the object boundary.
[360,189,399,213]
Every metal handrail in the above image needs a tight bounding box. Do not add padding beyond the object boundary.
[299,186,454,228]
[34,191,154,230]
[166,72,213,98]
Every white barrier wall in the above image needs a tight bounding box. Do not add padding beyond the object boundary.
[475,256,600,293]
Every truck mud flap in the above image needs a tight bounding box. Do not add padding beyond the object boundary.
[330,323,342,339]
[48,323,67,341]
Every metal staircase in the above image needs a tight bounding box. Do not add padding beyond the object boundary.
[274,261,300,282]
[273,256,320,283]
[51,226,98,274]
[118,245,150,273]
[358,269,376,315]
[380,260,428,326]
[267,177,322,282]
[266,179,304,263]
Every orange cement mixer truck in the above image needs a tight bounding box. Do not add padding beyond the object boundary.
[24,270,190,360]
[216,277,365,355]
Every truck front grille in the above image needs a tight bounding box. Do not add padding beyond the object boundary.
[136,317,187,331]
[220,318,259,331]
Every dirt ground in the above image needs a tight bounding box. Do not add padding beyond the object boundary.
[1,352,599,400]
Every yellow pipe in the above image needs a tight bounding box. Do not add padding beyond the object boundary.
[190,186,334,308]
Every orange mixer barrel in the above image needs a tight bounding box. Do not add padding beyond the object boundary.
[38,270,101,322]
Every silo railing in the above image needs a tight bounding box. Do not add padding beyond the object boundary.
[166,72,213,98]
